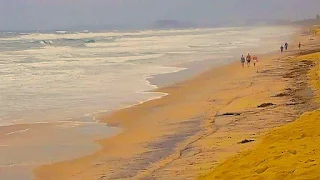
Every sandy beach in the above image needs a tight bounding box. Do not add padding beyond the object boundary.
[30,26,320,180]
[199,28,320,180]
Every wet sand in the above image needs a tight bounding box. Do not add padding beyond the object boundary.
[0,121,121,180]
[33,28,314,180]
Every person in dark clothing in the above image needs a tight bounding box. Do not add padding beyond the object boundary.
[285,42,288,51]
[241,55,245,68]
[280,45,284,53]
[299,42,301,49]
[246,53,251,67]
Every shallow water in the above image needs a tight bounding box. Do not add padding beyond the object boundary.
[0,120,121,180]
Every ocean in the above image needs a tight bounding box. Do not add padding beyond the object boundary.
[0,26,296,126]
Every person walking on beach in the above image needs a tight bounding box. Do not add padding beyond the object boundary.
[299,42,301,49]
[280,45,284,53]
[253,55,258,67]
[246,53,251,67]
[285,42,288,51]
[241,55,246,68]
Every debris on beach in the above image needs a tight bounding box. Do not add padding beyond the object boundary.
[238,139,255,144]
[221,112,241,116]
[273,92,290,97]
[257,103,275,108]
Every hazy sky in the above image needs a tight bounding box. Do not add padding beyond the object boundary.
[0,0,319,30]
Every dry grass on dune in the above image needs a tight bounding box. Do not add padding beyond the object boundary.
[198,52,320,180]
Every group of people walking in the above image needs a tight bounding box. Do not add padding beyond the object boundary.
[280,42,302,53]
[241,41,302,68]
[280,42,289,53]
[240,53,258,68]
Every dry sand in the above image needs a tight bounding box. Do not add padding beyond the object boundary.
[33,29,319,180]
[199,30,320,179]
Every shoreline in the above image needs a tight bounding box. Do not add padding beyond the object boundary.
[0,39,239,180]
[0,50,240,180]
[34,28,303,179]
[1,26,296,127]
[0,26,296,126]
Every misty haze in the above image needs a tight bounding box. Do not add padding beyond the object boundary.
[0,0,320,30]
